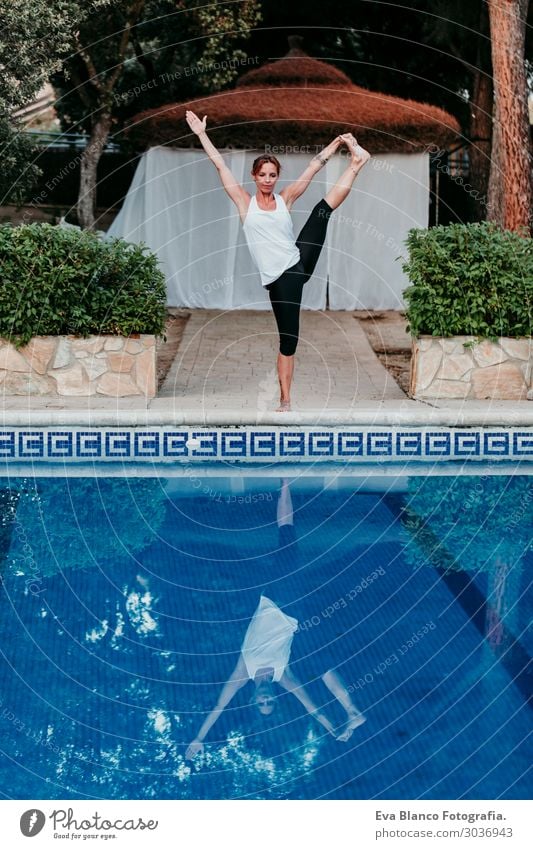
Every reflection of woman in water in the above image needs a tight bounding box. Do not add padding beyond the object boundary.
[185,595,365,759]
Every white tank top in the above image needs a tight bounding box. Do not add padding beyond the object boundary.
[241,596,298,682]
[242,193,301,286]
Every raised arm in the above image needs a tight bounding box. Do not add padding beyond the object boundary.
[280,136,344,210]
[185,654,248,759]
[279,666,337,736]
[185,110,249,219]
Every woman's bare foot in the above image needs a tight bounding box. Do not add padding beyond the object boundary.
[337,712,366,742]
[340,133,371,168]
[276,400,291,412]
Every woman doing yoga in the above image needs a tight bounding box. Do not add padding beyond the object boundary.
[185,110,371,411]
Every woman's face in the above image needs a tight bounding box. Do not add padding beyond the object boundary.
[255,692,276,715]
[254,680,276,715]
[252,164,279,193]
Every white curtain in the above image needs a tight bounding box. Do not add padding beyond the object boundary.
[327,151,429,309]
[108,146,428,310]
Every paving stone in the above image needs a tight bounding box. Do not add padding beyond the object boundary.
[159,309,407,411]
[14,310,532,424]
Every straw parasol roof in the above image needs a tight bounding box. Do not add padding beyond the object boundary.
[126,39,461,154]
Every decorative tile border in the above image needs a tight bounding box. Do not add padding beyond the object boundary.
[0,427,531,462]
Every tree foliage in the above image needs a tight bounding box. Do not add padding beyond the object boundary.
[247,1,532,221]
[0,0,111,202]
[52,0,261,227]
[54,0,260,133]
[3,1,532,222]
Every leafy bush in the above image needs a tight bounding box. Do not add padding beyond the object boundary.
[0,223,167,346]
[402,222,533,338]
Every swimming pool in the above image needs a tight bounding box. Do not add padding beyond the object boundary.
[0,468,530,800]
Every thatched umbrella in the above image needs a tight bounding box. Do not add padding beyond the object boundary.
[126,39,461,154]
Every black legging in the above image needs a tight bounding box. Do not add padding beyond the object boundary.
[265,198,333,356]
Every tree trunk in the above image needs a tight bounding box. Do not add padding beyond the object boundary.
[470,72,493,219]
[77,109,112,230]
[487,0,532,232]
[469,2,493,220]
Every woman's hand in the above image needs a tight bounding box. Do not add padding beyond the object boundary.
[185,110,207,136]
[312,710,337,737]
[185,738,204,760]
[340,133,371,167]
[313,135,344,167]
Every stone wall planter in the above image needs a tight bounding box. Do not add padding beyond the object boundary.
[410,336,532,400]
[0,335,156,397]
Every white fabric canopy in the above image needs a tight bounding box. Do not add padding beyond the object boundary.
[108,146,428,309]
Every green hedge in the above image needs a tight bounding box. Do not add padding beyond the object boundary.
[402,222,533,338]
[0,223,167,347]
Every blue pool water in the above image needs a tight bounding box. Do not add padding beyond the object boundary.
[0,470,531,800]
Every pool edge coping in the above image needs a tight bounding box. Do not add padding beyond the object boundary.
[1,402,533,427]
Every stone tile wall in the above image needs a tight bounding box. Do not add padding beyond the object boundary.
[0,335,156,397]
[410,336,532,400]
